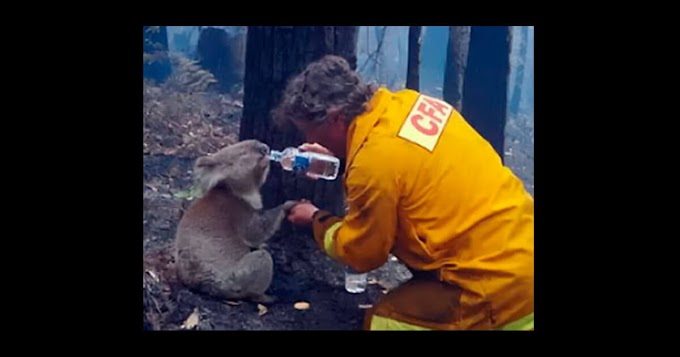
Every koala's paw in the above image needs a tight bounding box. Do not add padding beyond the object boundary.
[282,200,299,212]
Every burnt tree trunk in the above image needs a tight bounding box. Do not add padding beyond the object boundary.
[240,26,359,215]
[443,26,470,111]
[461,26,511,161]
[406,26,422,90]
[143,26,171,83]
[197,27,246,93]
[509,26,529,116]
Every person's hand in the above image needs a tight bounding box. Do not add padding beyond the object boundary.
[298,143,334,180]
[298,142,334,156]
[287,201,319,226]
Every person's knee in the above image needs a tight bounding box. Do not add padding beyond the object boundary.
[363,279,461,330]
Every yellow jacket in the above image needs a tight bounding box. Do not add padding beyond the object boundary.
[312,88,534,328]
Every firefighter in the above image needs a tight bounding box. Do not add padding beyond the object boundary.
[272,55,533,330]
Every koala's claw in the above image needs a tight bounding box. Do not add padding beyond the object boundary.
[282,200,299,212]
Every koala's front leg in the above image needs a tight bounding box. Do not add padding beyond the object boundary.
[242,200,298,249]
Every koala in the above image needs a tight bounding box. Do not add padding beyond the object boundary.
[174,139,297,304]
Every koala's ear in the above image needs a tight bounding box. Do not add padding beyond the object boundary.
[195,156,218,169]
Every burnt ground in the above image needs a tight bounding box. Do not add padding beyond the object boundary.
[142,135,412,331]
[504,112,534,196]
[142,73,534,330]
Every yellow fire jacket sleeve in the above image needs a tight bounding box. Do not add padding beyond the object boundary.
[312,156,398,273]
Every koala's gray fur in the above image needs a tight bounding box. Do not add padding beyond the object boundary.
[174,139,297,303]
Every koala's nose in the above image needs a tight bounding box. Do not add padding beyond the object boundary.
[258,143,270,156]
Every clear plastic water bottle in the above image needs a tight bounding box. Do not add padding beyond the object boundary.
[269,147,340,180]
[344,266,367,293]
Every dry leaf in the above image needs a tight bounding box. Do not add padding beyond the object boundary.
[145,270,159,282]
[358,304,373,309]
[181,308,199,329]
[257,304,268,316]
[224,300,241,306]
[294,302,310,310]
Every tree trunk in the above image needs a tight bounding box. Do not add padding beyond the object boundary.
[197,27,246,93]
[143,26,171,83]
[509,26,529,116]
[461,26,511,161]
[406,26,422,90]
[240,26,359,215]
[443,26,470,111]
[522,27,534,115]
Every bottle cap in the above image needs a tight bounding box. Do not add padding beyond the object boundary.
[268,150,282,161]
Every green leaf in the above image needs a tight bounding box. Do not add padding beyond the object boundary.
[173,190,192,199]
[173,186,201,200]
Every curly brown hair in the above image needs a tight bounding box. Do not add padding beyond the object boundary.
[271,55,376,129]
